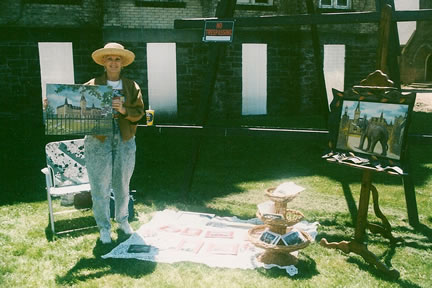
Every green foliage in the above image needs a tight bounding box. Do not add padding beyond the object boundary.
[55,84,113,106]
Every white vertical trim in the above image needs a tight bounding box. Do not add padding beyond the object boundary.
[146,43,178,115]
[242,44,267,115]
[38,42,75,99]
[324,44,345,108]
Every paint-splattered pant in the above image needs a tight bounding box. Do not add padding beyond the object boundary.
[84,133,136,231]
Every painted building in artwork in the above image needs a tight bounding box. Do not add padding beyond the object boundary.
[56,95,102,118]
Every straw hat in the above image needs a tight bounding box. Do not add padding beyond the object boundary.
[91,43,135,67]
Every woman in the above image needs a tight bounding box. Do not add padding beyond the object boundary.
[85,43,144,244]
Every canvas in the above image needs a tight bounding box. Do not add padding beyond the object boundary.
[44,84,113,135]
[331,87,416,163]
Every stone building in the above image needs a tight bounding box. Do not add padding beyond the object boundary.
[1,0,381,125]
[56,96,102,118]
[399,0,432,85]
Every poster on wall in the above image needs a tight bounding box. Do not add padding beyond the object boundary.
[43,84,113,136]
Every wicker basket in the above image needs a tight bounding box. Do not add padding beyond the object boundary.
[284,209,304,226]
[248,224,312,253]
[256,209,304,227]
[265,187,299,214]
[256,211,287,234]
[256,211,286,226]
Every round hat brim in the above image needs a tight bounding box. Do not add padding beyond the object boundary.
[91,48,135,67]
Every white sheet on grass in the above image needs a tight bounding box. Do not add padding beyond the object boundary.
[103,210,318,276]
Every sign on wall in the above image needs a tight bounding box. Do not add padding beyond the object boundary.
[203,20,235,42]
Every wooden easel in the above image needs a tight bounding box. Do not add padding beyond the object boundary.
[319,4,417,279]
[320,161,403,279]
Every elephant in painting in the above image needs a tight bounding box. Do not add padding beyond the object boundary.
[358,120,388,156]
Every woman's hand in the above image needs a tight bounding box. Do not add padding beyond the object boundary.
[112,97,126,115]
[43,98,48,111]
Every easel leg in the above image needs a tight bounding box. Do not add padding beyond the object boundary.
[320,238,399,278]
[403,173,419,227]
[320,170,400,279]
[368,185,403,244]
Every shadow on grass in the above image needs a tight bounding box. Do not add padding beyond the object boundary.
[341,181,358,225]
[4,111,432,208]
[257,254,318,279]
[410,223,432,242]
[44,215,98,242]
[390,223,432,250]
[346,257,422,288]
[56,237,156,286]
[130,133,431,220]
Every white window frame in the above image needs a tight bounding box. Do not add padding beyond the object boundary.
[146,43,178,116]
[323,44,345,108]
[319,0,351,9]
[237,0,273,5]
[38,42,75,100]
[242,43,267,116]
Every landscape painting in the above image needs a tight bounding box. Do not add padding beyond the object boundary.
[44,84,113,135]
[336,100,409,161]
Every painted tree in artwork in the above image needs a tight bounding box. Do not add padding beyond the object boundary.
[55,84,112,105]
[45,104,55,116]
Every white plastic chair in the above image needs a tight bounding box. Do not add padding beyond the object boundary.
[41,138,92,234]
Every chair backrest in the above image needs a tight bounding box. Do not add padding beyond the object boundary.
[45,139,89,187]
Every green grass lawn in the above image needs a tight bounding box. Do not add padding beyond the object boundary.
[1,113,431,287]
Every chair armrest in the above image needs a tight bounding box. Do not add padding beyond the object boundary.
[41,167,50,175]
[41,167,54,189]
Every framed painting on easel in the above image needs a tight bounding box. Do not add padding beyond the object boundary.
[327,70,416,170]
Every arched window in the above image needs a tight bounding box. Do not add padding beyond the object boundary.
[426,53,432,82]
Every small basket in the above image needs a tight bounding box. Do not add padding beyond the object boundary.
[265,187,299,214]
[256,211,288,234]
[256,209,304,234]
[284,209,304,226]
[256,211,286,226]
[248,224,312,253]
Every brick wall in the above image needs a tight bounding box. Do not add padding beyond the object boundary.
[105,0,204,29]
[0,0,381,121]
[176,42,207,121]
[0,0,102,27]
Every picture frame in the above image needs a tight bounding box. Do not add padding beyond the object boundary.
[127,244,152,254]
[280,229,306,246]
[259,230,280,245]
[43,83,113,135]
[328,71,416,165]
